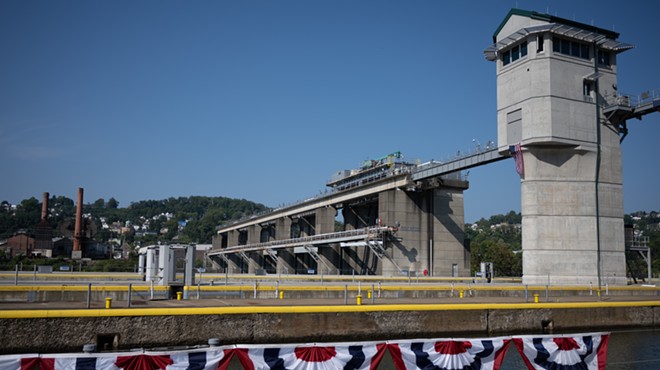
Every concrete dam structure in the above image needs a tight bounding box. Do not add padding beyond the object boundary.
[210,9,659,285]
[210,152,496,278]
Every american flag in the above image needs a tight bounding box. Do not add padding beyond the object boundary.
[510,143,524,178]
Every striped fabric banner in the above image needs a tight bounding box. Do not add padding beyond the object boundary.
[0,333,610,370]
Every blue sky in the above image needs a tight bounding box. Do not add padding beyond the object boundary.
[1,0,659,222]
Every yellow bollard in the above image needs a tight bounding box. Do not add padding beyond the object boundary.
[459,290,464,298]
[279,291,284,299]
[356,295,362,305]
[367,290,372,299]
[176,291,182,301]
[534,293,539,303]
[105,297,112,309]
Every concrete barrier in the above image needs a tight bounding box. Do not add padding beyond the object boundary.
[0,302,658,354]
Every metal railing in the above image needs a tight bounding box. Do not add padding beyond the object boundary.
[210,226,394,255]
[603,89,659,109]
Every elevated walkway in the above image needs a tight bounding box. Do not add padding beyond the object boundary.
[603,89,660,141]
[209,226,395,255]
[412,147,509,181]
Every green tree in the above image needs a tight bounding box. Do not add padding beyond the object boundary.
[93,198,105,209]
[107,198,119,209]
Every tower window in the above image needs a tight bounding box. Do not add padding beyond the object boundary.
[537,35,544,53]
[502,41,527,66]
[598,50,611,66]
[583,80,594,102]
[553,37,590,60]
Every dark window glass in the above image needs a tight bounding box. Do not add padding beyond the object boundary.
[537,35,544,52]
[598,50,611,66]
[503,50,510,65]
[571,42,580,57]
[561,39,570,54]
[581,44,590,60]
[553,37,560,52]
[512,45,520,61]
[521,42,528,57]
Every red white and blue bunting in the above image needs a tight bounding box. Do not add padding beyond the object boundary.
[0,333,610,370]
[388,337,511,370]
[513,333,609,370]
[235,342,387,370]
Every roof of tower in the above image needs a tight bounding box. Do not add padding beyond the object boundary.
[492,8,620,43]
[484,8,632,61]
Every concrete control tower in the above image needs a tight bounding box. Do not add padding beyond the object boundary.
[485,9,633,285]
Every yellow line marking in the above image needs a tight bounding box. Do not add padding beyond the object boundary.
[1,301,659,319]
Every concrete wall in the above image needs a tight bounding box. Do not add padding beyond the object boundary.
[379,183,468,277]
[2,305,658,354]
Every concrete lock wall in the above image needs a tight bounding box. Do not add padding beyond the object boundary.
[2,305,659,354]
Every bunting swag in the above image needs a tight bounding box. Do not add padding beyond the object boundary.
[0,333,610,370]
[513,333,610,370]
[388,338,511,370]
[0,348,236,370]
[236,342,387,370]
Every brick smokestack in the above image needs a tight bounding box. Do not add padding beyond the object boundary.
[41,192,49,222]
[73,187,83,252]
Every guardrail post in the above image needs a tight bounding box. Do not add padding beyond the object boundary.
[150,280,154,300]
[344,285,348,305]
[87,283,92,309]
[545,285,549,302]
[14,264,18,286]
[275,281,279,299]
[371,284,375,304]
[33,265,37,281]
[253,281,257,299]
[127,284,132,308]
[525,285,528,303]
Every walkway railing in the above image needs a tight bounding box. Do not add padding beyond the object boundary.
[210,226,395,255]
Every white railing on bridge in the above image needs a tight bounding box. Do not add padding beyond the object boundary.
[209,226,395,255]
[604,89,659,109]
